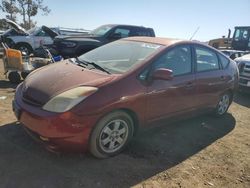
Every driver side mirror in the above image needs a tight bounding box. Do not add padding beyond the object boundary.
[109,32,122,40]
[152,68,173,80]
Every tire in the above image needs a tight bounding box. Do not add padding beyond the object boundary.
[15,43,33,55]
[89,111,134,159]
[214,92,231,116]
[8,72,21,84]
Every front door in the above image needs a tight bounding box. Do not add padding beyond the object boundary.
[146,45,196,122]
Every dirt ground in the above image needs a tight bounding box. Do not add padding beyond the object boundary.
[0,59,249,188]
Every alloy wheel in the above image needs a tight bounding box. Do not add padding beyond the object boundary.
[99,119,129,153]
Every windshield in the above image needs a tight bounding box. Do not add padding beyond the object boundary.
[90,25,112,36]
[234,28,249,41]
[78,40,162,74]
[27,27,40,35]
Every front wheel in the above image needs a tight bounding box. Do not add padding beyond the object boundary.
[215,92,231,116]
[8,71,21,84]
[89,111,134,158]
[15,43,32,55]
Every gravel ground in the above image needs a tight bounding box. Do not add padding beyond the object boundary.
[0,59,249,188]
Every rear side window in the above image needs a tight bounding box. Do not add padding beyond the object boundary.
[153,45,192,76]
[195,47,219,72]
[218,54,230,68]
[129,28,152,37]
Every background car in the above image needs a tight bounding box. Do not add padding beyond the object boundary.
[53,24,156,58]
[0,18,89,55]
[234,53,250,92]
[13,37,238,158]
[220,49,248,59]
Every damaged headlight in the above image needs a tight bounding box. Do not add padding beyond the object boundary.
[42,86,98,113]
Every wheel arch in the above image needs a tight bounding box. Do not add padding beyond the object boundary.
[14,42,33,52]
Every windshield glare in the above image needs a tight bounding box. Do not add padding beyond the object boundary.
[78,40,162,74]
[90,25,112,36]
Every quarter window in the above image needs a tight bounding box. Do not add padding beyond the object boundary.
[195,47,219,72]
[218,54,230,69]
[153,46,192,76]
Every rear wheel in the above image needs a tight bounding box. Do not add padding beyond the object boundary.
[215,92,231,116]
[8,72,21,84]
[89,111,134,158]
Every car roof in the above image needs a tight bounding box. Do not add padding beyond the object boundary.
[101,24,153,29]
[123,36,189,46]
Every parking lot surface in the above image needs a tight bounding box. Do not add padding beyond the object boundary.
[0,60,249,188]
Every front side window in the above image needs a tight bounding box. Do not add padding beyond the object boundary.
[113,28,130,38]
[152,45,192,76]
[78,41,162,74]
[90,25,112,36]
[35,29,49,37]
[195,47,219,72]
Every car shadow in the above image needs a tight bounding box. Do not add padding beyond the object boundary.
[233,92,250,108]
[0,114,235,188]
[0,80,18,89]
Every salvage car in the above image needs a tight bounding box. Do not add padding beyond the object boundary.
[13,37,239,158]
[0,18,56,54]
[53,24,155,58]
[0,18,88,55]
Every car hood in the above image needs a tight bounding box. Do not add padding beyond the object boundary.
[41,25,59,39]
[22,60,115,105]
[2,18,27,34]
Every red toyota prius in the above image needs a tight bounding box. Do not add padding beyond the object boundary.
[13,37,239,158]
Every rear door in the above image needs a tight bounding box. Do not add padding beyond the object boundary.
[194,45,228,108]
[145,45,197,122]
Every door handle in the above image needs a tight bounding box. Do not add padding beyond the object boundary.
[185,82,194,89]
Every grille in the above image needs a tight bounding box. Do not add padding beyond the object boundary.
[239,78,248,84]
[22,94,43,107]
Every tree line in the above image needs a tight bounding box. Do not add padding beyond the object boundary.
[0,0,50,29]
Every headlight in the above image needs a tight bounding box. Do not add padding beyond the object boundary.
[42,86,97,113]
[61,41,77,48]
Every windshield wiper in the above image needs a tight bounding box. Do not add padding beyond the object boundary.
[73,58,111,74]
[69,57,87,68]
[87,62,111,74]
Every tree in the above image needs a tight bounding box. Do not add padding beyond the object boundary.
[0,0,19,21]
[17,0,50,29]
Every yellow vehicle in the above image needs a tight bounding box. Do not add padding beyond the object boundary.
[208,29,232,49]
[208,37,232,49]
[209,27,250,51]
[2,43,52,83]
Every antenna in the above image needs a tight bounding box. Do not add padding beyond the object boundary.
[189,27,200,40]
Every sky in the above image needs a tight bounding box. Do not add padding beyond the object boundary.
[1,0,250,41]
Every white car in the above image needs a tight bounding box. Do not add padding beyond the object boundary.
[234,53,250,92]
[1,19,56,54]
[0,19,89,54]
